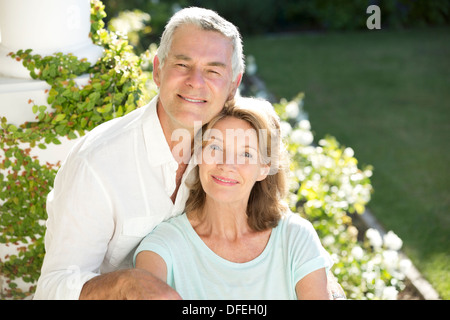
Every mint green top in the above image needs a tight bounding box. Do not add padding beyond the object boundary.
[134,212,332,299]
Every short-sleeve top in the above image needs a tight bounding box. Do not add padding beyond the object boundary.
[134,212,332,299]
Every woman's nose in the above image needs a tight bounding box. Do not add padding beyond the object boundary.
[221,150,237,167]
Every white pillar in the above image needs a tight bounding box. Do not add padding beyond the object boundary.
[0,0,103,298]
[0,0,103,126]
[0,0,103,79]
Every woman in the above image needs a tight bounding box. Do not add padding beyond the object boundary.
[134,97,332,299]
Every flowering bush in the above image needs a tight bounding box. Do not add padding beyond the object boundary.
[273,96,410,299]
[0,0,153,299]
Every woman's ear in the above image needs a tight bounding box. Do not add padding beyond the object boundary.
[257,165,270,181]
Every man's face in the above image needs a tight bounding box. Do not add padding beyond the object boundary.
[154,24,241,134]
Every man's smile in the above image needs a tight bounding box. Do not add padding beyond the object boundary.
[178,94,207,103]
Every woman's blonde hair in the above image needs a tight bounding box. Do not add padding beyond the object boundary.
[185,97,289,231]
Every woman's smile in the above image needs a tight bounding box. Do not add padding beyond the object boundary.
[211,175,239,186]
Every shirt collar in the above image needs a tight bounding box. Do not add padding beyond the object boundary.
[142,95,178,167]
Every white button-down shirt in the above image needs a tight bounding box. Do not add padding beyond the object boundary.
[34,96,196,299]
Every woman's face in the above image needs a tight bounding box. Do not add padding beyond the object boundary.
[198,116,269,207]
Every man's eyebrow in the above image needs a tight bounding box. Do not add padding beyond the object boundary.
[174,54,191,61]
[174,54,227,68]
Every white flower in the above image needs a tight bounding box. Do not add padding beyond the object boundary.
[351,245,364,260]
[306,199,322,208]
[399,258,412,275]
[364,168,373,178]
[322,235,335,246]
[280,121,292,137]
[343,147,354,158]
[382,250,399,270]
[362,271,377,284]
[285,101,300,119]
[366,228,383,249]
[382,286,399,300]
[298,119,311,131]
[290,129,313,146]
[383,231,403,251]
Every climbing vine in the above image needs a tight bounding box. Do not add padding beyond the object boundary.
[0,0,154,298]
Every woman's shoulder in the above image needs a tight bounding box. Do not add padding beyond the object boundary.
[144,214,188,242]
[279,211,315,230]
[277,211,318,242]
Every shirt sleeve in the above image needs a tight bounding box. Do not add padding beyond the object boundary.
[285,213,333,285]
[34,144,115,300]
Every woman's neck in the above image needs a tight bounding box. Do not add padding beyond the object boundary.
[187,199,272,263]
[188,199,250,240]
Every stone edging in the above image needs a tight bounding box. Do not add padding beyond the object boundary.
[358,209,441,300]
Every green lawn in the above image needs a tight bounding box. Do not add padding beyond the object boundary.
[244,27,450,299]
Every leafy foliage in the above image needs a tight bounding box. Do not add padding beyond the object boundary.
[0,0,153,299]
[274,96,408,299]
[1,0,409,299]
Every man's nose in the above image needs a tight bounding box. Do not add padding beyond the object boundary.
[186,68,205,88]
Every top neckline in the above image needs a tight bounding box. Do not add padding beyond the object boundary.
[179,214,280,268]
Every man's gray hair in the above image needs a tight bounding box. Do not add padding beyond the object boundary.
[157,7,244,81]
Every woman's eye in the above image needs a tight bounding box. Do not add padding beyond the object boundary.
[209,144,221,151]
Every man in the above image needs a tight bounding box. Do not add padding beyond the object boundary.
[35,7,344,300]
[34,7,243,300]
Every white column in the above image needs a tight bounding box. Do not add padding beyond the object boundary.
[0,0,103,79]
[0,0,103,298]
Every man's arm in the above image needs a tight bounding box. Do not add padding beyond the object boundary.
[327,273,346,300]
[34,150,114,299]
[79,268,181,300]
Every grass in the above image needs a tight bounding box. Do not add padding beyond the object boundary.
[244,27,450,299]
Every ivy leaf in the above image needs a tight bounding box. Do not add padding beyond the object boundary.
[67,131,77,140]
[53,114,66,122]
[8,124,18,132]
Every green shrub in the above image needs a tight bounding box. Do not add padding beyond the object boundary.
[0,0,153,298]
[273,94,409,299]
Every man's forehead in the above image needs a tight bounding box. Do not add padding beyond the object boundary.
[170,25,233,54]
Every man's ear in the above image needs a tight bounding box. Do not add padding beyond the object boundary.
[153,55,161,87]
[227,73,243,100]
[257,165,270,181]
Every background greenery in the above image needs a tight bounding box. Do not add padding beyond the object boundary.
[243,27,450,298]
[103,0,450,298]
[1,0,448,299]
[103,0,450,36]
